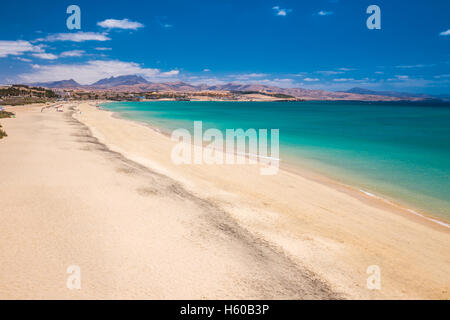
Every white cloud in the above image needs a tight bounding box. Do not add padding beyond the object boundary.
[244,73,267,78]
[59,50,86,58]
[203,69,211,72]
[386,75,412,82]
[156,16,174,29]
[186,75,299,88]
[245,78,298,88]
[60,50,85,58]
[383,77,431,88]
[25,50,86,61]
[338,67,355,71]
[439,29,450,36]
[31,53,59,60]
[231,73,269,80]
[185,76,226,86]
[161,70,179,76]
[303,77,320,82]
[0,40,42,58]
[15,57,32,62]
[97,19,144,30]
[318,11,333,16]
[333,78,355,82]
[95,47,112,51]
[434,74,450,79]
[39,32,111,42]
[272,6,292,16]
[316,70,343,75]
[395,64,435,68]
[18,60,179,85]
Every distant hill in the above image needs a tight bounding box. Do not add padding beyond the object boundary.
[90,75,149,88]
[344,87,435,100]
[26,76,441,102]
[32,79,82,89]
[207,84,423,101]
[434,94,450,102]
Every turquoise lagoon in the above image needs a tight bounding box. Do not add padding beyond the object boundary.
[102,101,450,220]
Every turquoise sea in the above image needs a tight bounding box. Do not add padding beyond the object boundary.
[102,101,450,220]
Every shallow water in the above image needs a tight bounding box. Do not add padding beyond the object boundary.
[102,100,450,220]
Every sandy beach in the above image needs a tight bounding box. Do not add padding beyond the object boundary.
[0,102,448,299]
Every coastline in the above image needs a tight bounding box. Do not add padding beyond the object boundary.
[100,101,450,230]
[76,101,449,299]
[1,101,449,299]
[0,102,339,299]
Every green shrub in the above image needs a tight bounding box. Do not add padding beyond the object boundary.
[0,124,7,139]
[0,111,14,139]
[0,111,14,119]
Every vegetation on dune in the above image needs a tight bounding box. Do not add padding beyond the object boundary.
[268,93,297,99]
[0,124,7,139]
[0,111,14,139]
[0,111,15,119]
[0,85,58,98]
[0,85,58,105]
[0,97,57,106]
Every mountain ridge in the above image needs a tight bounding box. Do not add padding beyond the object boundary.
[90,75,149,87]
[343,87,435,99]
[27,76,440,102]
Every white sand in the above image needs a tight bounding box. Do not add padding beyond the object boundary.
[0,102,448,299]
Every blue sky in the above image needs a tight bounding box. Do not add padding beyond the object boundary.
[0,0,449,94]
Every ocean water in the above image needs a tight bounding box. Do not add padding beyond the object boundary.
[102,101,450,220]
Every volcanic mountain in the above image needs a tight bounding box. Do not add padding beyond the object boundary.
[90,75,149,88]
[28,75,440,102]
[32,79,82,89]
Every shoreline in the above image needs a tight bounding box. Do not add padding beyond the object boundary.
[76,101,449,298]
[0,102,340,299]
[1,101,449,299]
[100,101,450,230]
